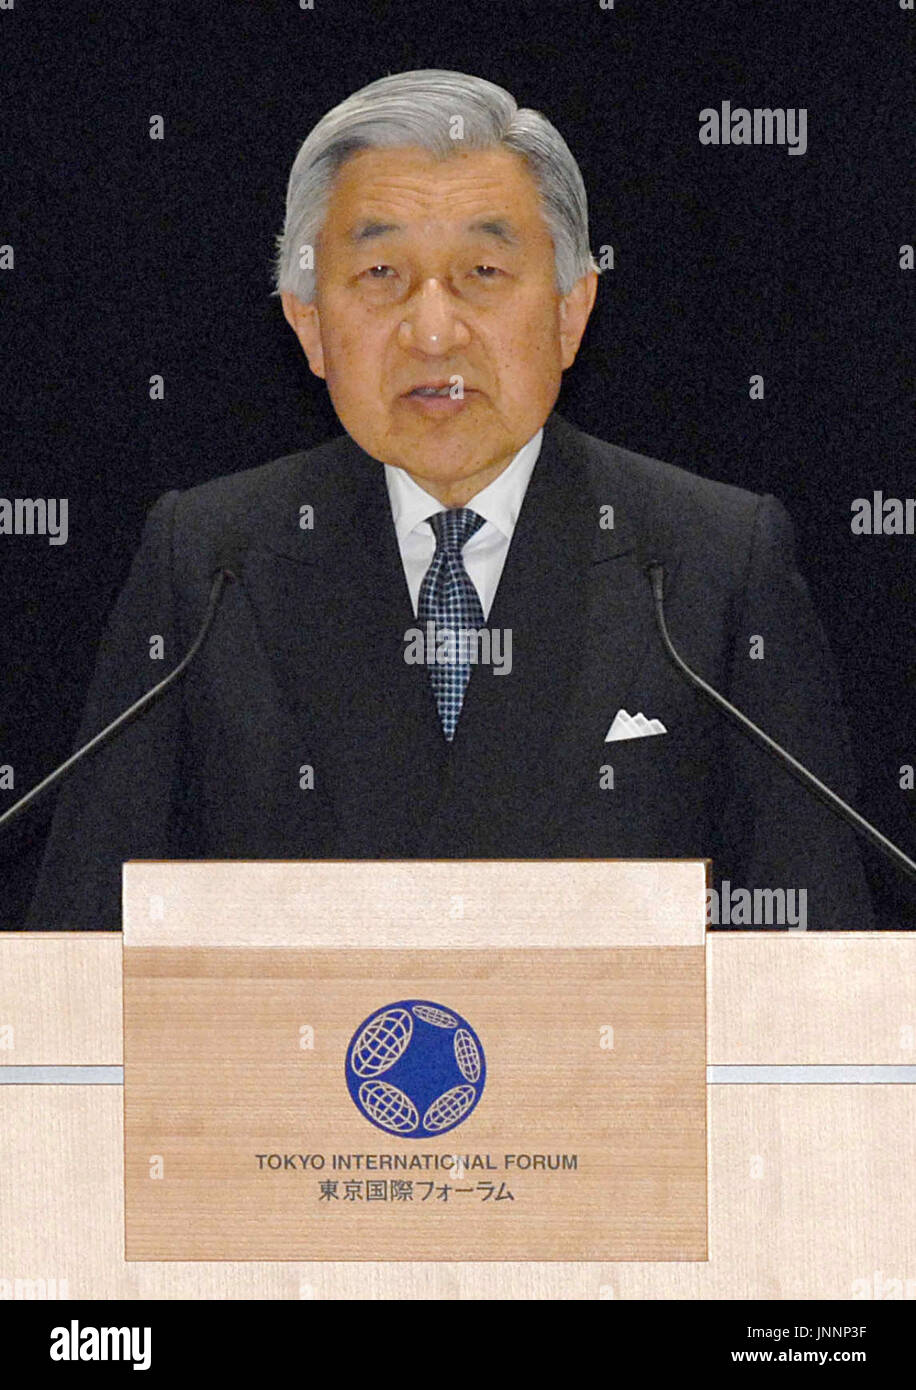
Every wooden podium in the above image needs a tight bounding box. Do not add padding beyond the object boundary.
[121,860,708,1263]
[1,859,915,1300]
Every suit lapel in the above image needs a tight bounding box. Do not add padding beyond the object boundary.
[420,411,655,854]
[238,435,448,854]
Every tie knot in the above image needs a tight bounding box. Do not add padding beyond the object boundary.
[428,507,485,554]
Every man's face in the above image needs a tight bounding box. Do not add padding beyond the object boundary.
[282,144,597,504]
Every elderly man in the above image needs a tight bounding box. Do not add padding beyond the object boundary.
[26,69,873,931]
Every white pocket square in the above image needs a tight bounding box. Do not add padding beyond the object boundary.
[604,708,667,742]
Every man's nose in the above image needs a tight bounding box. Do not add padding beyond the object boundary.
[397,278,471,355]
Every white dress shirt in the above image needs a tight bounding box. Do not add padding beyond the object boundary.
[383,427,544,620]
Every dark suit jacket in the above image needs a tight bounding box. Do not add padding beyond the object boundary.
[25,410,875,930]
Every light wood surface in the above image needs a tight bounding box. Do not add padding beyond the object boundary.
[2,1085,912,1299]
[0,934,122,1065]
[122,945,706,1261]
[707,933,916,1064]
[4,931,916,1066]
[121,862,708,1261]
[121,859,709,949]
[3,881,916,1296]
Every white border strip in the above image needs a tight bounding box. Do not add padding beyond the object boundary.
[0,1066,123,1084]
[708,1065,916,1084]
[2,1066,916,1085]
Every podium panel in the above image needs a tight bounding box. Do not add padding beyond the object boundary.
[3,925,916,1297]
[121,860,708,1261]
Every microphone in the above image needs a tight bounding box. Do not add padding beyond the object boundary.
[644,561,916,884]
[0,560,239,836]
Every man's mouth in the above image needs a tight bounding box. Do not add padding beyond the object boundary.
[398,382,477,415]
[405,382,458,397]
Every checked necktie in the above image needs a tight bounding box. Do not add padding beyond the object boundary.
[417,507,486,741]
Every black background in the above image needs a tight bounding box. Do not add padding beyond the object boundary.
[1,0,913,927]
[2,1298,912,1372]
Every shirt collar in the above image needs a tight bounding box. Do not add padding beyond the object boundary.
[384,427,544,545]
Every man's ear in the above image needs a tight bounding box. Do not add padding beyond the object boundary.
[558,269,598,370]
[280,291,326,380]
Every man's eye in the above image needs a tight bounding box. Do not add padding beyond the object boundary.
[363,264,395,279]
[473,265,502,278]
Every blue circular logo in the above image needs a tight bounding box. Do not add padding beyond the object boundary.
[345,999,486,1139]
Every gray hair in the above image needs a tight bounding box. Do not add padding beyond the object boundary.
[272,69,601,303]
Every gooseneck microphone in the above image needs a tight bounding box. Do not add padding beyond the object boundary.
[644,561,916,884]
[0,566,237,835]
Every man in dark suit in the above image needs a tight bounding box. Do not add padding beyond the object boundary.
[26,69,874,931]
